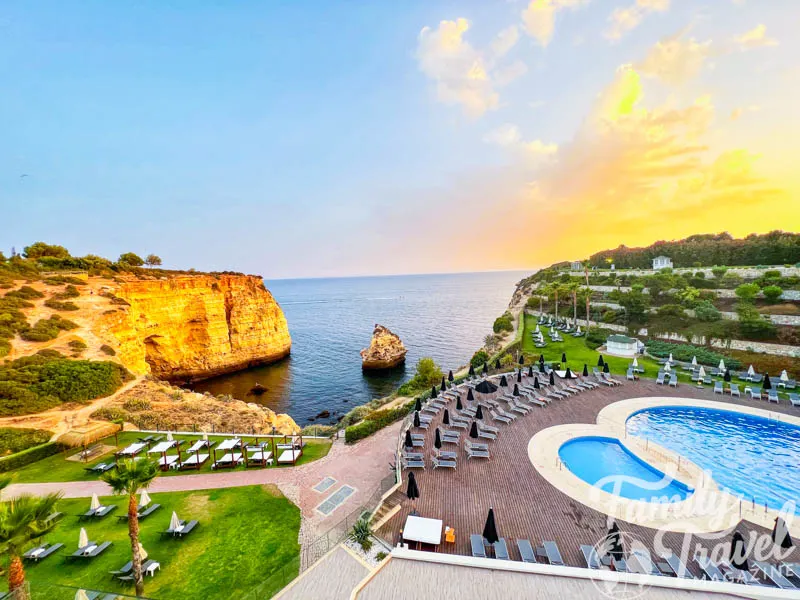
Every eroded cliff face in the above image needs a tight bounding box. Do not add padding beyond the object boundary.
[360,324,407,370]
[99,275,291,382]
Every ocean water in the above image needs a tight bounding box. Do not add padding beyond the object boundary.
[191,271,527,425]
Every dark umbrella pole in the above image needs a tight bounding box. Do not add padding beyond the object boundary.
[582,364,589,377]
[443,409,450,426]
[469,364,476,378]
[561,352,567,364]
[513,384,520,396]
[598,355,605,368]
[467,389,475,402]
[415,398,422,412]
[494,359,501,370]
[448,370,454,382]
[517,370,522,383]
[482,363,489,376]
[549,371,555,386]
[764,373,772,390]
[724,369,732,382]
[482,507,499,545]
[470,421,479,439]
[499,375,508,388]
[431,386,438,399]
[533,377,540,389]
[413,411,421,428]
[434,428,442,454]
[404,430,413,449]
[475,404,484,420]
[456,396,463,411]
[606,521,623,562]
[527,365,533,377]
[565,367,572,379]
[406,472,420,500]
[603,362,610,374]
[441,377,447,392]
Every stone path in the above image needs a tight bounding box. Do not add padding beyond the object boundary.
[5,421,402,538]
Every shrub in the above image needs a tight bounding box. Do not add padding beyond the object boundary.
[19,314,78,341]
[762,285,783,303]
[645,340,740,369]
[122,398,152,412]
[91,407,129,422]
[99,344,116,356]
[585,327,615,350]
[44,299,79,311]
[376,551,388,561]
[694,301,721,322]
[118,252,144,267]
[0,442,63,473]
[349,517,373,552]
[5,285,44,300]
[764,270,781,280]
[0,427,52,456]
[345,401,414,444]
[397,357,443,396]
[53,284,80,299]
[735,283,761,301]
[711,267,728,279]
[68,339,88,352]
[493,313,514,334]
[500,353,514,367]
[43,276,86,286]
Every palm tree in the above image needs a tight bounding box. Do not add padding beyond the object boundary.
[102,459,158,597]
[0,478,62,599]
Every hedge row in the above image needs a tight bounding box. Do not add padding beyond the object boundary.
[0,441,63,473]
[645,340,742,370]
[345,401,415,444]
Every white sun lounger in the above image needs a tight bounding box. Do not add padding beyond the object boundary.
[277,449,302,464]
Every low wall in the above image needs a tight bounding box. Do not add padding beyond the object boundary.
[569,265,800,278]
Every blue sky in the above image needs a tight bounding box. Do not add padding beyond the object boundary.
[2,1,798,278]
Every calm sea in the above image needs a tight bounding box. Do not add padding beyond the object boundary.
[191,271,528,425]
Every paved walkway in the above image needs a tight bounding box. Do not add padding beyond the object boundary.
[275,546,370,600]
[5,421,401,538]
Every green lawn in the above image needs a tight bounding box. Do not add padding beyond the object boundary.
[17,485,300,600]
[12,432,332,484]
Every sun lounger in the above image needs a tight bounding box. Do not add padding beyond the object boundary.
[432,456,456,469]
[517,539,536,563]
[68,541,111,561]
[476,429,496,441]
[109,560,133,577]
[117,503,161,522]
[403,451,424,460]
[494,538,510,560]
[753,561,797,589]
[747,387,762,400]
[656,372,665,385]
[768,389,780,403]
[186,440,212,454]
[538,541,565,566]
[84,462,115,474]
[175,519,197,537]
[117,442,147,457]
[479,424,499,434]
[668,374,678,387]
[730,383,741,397]
[179,453,209,470]
[402,458,425,469]
[694,554,725,581]
[658,551,693,578]
[719,561,762,585]
[714,381,723,394]
[789,393,800,407]
[213,452,244,468]
[470,534,487,558]
[581,545,602,570]
[158,454,180,470]
[595,374,614,387]
[611,557,629,572]
[421,405,440,415]
[519,392,546,407]
[490,409,514,423]
[435,450,457,460]
[23,542,63,562]
[628,548,661,576]
[781,562,800,578]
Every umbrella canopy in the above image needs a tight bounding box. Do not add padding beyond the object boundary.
[482,363,489,376]
[202,432,209,441]
[724,369,732,382]
[691,356,697,366]
[415,398,422,412]
[576,326,581,334]
[668,353,673,363]
[456,396,463,411]
[494,359,501,370]
[764,373,772,390]
[90,494,100,511]
[582,364,589,377]
[564,367,573,379]
[605,521,623,560]
[448,370,454,382]
[781,369,789,382]
[748,364,755,376]
[406,472,420,500]
[431,386,438,399]
[166,431,174,442]
[499,375,508,387]
[597,356,605,367]
[664,362,671,372]
[632,357,638,368]
[519,354,525,365]
[561,352,567,364]
[474,380,498,394]
[467,388,475,401]
[697,366,706,379]
[533,377,540,389]
[482,508,499,545]
[434,428,442,450]
[527,365,534,377]
[443,409,451,425]
[469,421,479,439]
[513,384,520,396]
[440,377,447,392]
[539,354,545,365]
[549,371,555,385]
[140,490,151,508]
[475,404,484,420]
[170,511,181,532]
[138,542,148,561]
[772,516,795,550]
[517,370,522,383]
[729,530,749,571]
[78,527,88,549]
[718,359,726,372]
[534,324,540,333]
[404,430,413,448]
[603,362,610,374]
[468,364,476,377]
[413,411,421,428]
[75,590,90,600]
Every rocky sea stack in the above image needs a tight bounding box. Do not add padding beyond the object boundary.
[360,324,407,370]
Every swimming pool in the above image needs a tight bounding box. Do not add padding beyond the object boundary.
[558,436,693,502]
[626,406,800,513]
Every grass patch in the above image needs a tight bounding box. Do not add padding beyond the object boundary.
[11,431,331,484]
[18,485,300,600]
[0,427,52,456]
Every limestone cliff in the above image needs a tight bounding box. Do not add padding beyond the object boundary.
[98,275,291,382]
[360,324,407,370]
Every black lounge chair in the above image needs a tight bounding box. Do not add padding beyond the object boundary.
[117,559,159,581]
[694,554,725,581]
[538,541,565,566]
[494,538,510,560]
[628,548,661,576]
[68,541,112,561]
[23,542,63,562]
[470,534,486,558]
[657,551,693,578]
[753,561,797,589]
[580,545,602,570]
[517,539,536,563]
[109,560,132,578]
[117,503,161,522]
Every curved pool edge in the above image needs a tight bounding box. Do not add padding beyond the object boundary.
[530,397,800,537]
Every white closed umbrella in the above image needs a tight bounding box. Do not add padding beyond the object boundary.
[166,431,174,442]
[664,363,671,372]
[202,431,209,442]
[781,370,789,382]
[718,359,726,372]
[668,353,673,363]
[576,326,582,333]
[90,494,100,511]
[698,366,706,379]
[748,364,755,377]
[535,325,540,334]
[632,357,639,368]
[78,527,88,549]
[169,511,181,531]
[138,542,148,561]
[140,490,151,508]
[691,356,697,366]
[75,590,90,600]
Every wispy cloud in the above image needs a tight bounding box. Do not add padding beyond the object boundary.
[637,29,712,84]
[735,24,778,49]
[521,0,587,47]
[606,0,670,41]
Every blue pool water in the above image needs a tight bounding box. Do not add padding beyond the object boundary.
[627,406,800,513]
[558,436,693,502]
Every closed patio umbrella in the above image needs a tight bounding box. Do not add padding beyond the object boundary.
[469,421,479,439]
[474,380,498,394]
[406,472,420,500]
[632,357,638,368]
[605,521,623,561]
[434,428,442,450]
[482,363,489,376]
[664,362,671,372]
[413,411,421,428]
[456,396,463,411]
[140,490,151,508]
[499,375,508,387]
[138,542,148,561]
[748,364,755,377]
[534,324,540,334]
[549,371,555,385]
[517,370,522,383]
[724,369,732,382]
[527,365,534,377]
[718,359,726,372]
[475,405,484,420]
[202,432,209,442]
[448,370,454,382]
[697,366,706,380]
[780,369,789,383]
[533,377,540,389]
[467,389,475,401]
[565,367,573,379]
[431,386,438,399]
[582,364,589,377]
[668,353,673,363]
[539,354,545,365]
[561,352,567,364]
[772,516,794,550]
[519,354,525,365]
[513,384,520,396]
[90,494,101,512]
[78,527,88,549]
[494,359,501,370]
[443,409,450,425]
[764,373,772,390]
[415,398,422,412]
[441,377,447,392]
[691,356,697,366]
[729,530,749,571]
[75,590,90,600]
[404,430,413,448]
[166,431,174,442]
[469,364,476,378]
[597,356,605,367]
[170,511,181,532]
[603,362,610,374]
[482,507,499,545]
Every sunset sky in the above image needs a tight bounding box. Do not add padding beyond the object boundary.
[2,1,798,278]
